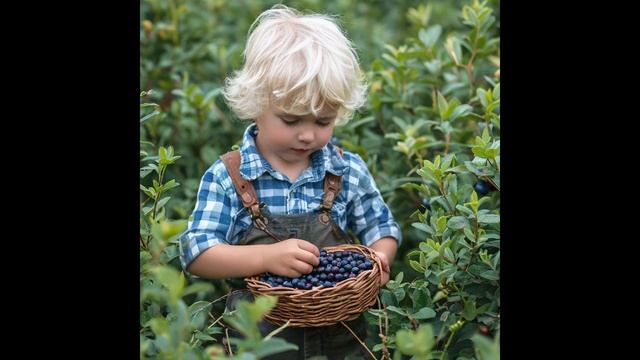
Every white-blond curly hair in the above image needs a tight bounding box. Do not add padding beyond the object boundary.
[222,4,367,125]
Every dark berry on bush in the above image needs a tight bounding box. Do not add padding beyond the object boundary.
[421,197,432,211]
[474,180,493,196]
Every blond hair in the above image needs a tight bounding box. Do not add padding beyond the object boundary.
[222,5,367,125]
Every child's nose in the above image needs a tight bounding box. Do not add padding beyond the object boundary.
[297,128,315,143]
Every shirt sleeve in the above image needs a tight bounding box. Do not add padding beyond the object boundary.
[179,163,233,273]
[346,154,402,246]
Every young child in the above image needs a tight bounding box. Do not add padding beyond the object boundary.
[180,4,401,359]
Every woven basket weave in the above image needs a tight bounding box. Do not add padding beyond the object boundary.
[244,244,382,327]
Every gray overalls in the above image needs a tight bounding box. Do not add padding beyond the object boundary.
[220,150,369,360]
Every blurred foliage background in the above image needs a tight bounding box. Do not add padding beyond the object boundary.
[140,0,500,359]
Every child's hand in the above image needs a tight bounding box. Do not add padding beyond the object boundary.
[262,239,320,278]
[373,250,391,286]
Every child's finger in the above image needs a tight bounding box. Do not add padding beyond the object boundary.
[291,260,314,275]
[295,248,320,266]
[295,239,321,257]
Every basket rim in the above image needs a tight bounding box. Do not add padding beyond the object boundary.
[245,244,382,293]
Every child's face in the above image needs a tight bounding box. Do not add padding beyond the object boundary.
[255,104,337,166]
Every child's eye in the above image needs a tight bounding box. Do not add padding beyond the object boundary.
[279,116,298,125]
[317,121,331,127]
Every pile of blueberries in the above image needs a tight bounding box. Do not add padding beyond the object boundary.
[259,248,373,289]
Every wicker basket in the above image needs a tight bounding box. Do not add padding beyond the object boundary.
[244,244,382,327]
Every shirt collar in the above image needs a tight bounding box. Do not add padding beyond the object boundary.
[238,123,347,182]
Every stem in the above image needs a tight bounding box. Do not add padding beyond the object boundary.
[444,132,451,155]
[264,320,292,341]
[225,327,233,356]
[490,158,500,172]
[151,165,166,221]
[438,180,457,216]
[341,321,378,360]
[440,321,465,360]
[376,297,392,360]
[483,175,500,192]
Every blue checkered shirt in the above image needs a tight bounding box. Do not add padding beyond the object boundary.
[179,123,402,272]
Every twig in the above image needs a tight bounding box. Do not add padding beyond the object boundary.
[341,321,378,360]
[225,327,233,356]
[264,319,291,341]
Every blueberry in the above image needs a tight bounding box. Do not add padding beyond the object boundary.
[283,281,292,287]
[421,197,432,211]
[323,281,334,287]
[352,266,360,273]
[474,180,493,197]
[331,266,340,273]
[319,273,327,280]
[335,273,344,281]
[327,273,335,280]
[291,278,299,285]
[362,261,372,269]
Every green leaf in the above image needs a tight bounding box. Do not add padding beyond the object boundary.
[478,214,500,224]
[140,110,160,123]
[395,325,435,356]
[253,338,299,358]
[156,196,171,209]
[480,270,500,281]
[162,179,180,192]
[386,306,408,316]
[194,331,215,341]
[380,289,395,306]
[150,266,185,303]
[462,299,477,321]
[409,260,426,273]
[183,282,215,297]
[447,216,468,230]
[412,222,434,235]
[437,216,447,233]
[437,92,449,119]
[394,287,406,302]
[419,25,442,47]
[463,228,476,242]
[411,307,436,320]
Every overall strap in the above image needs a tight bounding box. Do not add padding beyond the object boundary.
[219,151,281,240]
[318,145,345,227]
